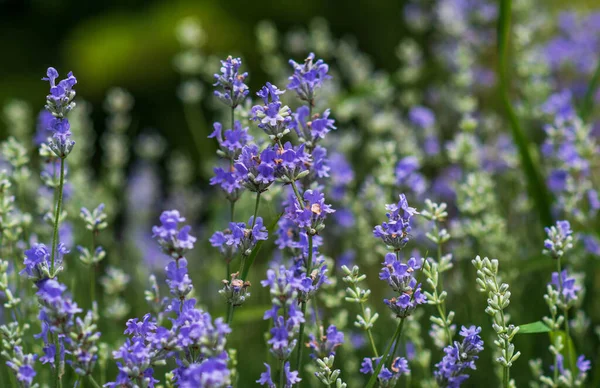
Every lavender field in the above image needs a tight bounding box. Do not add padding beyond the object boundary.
[0,0,599,387]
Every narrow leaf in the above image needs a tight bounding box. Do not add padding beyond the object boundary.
[517,321,551,334]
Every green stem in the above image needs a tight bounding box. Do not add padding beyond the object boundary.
[50,157,66,275]
[279,359,286,388]
[579,60,600,121]
[251,192,262,229]
[53,335,61,388]
[497,0,552,228]
[90,232,96,307]
[294,236,313,376]
[366,319,406,388]
[87,375,102,388]
[226,302,235,326]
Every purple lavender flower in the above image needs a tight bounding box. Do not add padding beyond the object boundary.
[291,106,336,146]
[34,110,54,145]
[543,220,574,259]
[21,243,68,283]
[288,189,335,234]
[373,194,418,250]
[42,67,77,157]
[360,356,410,388]
[257,363,275,387]
[213,56,249,108]
[395,156,426,195]
[209,120,253,160]
[577,355,591,378]
[541,90,575,121]
[261,266,305,361]
[328,152,354,201]
[234,144,277,192]
[211,216,268,259]
[434,325,484,387]
[210,166,244,203]
[288,53,331,102]
[274,142,310,183]
[151,210,197,258]
[295,254,329,302]
[251,83,293,140]
[409,106,435,129]
[6,346,37,388]
[307,325,344,359]
[550,270,581,304]
[380,254,426,318]
[178,357,231,388]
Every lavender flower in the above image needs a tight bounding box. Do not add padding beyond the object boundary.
[360,356,410,388]
[234,144,277,192]
[21,243,68,284]
[219,272,251,306]
[5,346,37,388]
[434,326,484,387]
[151,210,197,258]
[209,120,253,160]
[257,363,275,387]
[543,220,574,259]
[42,67,77,157]
[550,270,581,304]
[380,254,426,318]
[291,106,336,147]
[395,156,426,195]
[288,53,330,102]
[373,194,419,250]
[307,325,344,359]
[178,356,231,388]
[251,83,293,140]
[213,56,249,108]
[409,106,435,129]
[287,189,335,234]
[210,167,244,203]
[210,216,268,258]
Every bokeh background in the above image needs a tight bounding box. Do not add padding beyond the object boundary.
[1,0,600,387]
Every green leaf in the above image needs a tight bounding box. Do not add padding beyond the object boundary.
[240,212,283,281]
[518,321,551,334]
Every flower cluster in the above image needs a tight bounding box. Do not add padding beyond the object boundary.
[380,253,426,318]
[209,121,253,161]
[307,325,344,359]
[373,194,418,250]
[291,106,336,148]
[288,53,331,102]
[360,356,410,388]
[213,56,249,108]
[151,210,197,258]
[287,189,334,235]
[41,67,77,157]
[250,83,293,140]
[434,325,484,387]
[210,216,268,259]
[543,220,574,259]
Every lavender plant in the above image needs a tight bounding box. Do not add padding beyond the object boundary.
[1,1,600,386]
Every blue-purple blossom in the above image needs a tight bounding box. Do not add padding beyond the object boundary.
[395,156,426,195]
[234,144,277,192]
[373,194,419,249]
[307,325,344,359]
[178,357,231,388]
[21,243,68,283]
[360,356,410,388]
[543,220,574,259]
[210,166,244,203]
[257,363,275,387]
[210,216,268,258]
[209,120,253,160]
[294,253,329,302]
[6,346,37,388]
[42,67,77,156]
[288,53,330,102]
[213,56,249,108]
[380,254,426,318]
[409,106,435,129]
[251,83,293,139]
[434,325,484,387]
[151,210,197,258]
[35,110,54,145]
[287,189,334,233]
[550,270,581,304]
[577,355,591,378]
[291,106,336,146]
[328,152,354,201]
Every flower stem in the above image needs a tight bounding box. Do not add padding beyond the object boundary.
[365,318,406,388]
[279,358,286,388]
[50,157,66,275]
[251,192,262,229]
[87,375,102,388]
[54,334,62,388]
[226,302,235,326]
